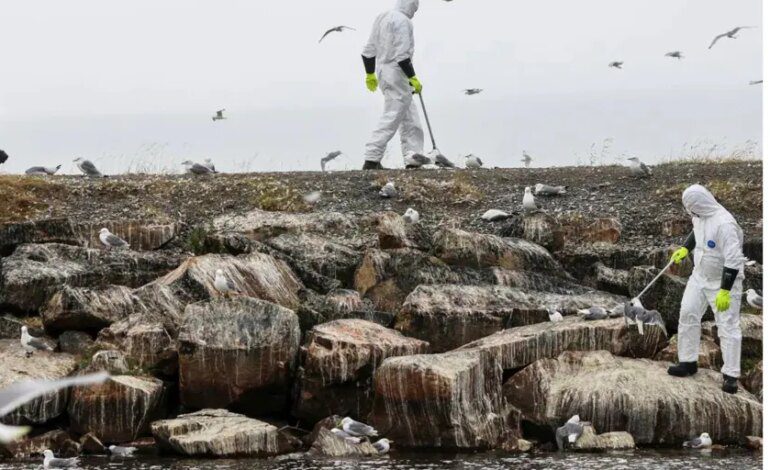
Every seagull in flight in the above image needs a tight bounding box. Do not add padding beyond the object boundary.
[749,80,763,86]
[0,372,109,443]
[212,109,226,121]
[464,88,483,95]
[609,61,624,69]
[665,51,684,59]
[319,26,356,43]
[709,27,754,49]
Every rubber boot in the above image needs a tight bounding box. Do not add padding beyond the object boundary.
[722,375,738,394]
[667,362,698,377]
[362,161,385,170]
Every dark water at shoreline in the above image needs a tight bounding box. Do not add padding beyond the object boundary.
[0,449,761,470]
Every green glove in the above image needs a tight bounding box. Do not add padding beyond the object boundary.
[409,76,423,94]
[715,289,731,312]
[670,247,689,265]
[366,73,378,92]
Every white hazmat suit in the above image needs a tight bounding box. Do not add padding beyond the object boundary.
[677,184,744,379]
[362,0,425,166]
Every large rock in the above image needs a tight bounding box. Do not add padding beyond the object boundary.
[42,285,139,333]
[151,409,301,457]
[309,428,379,457]
[701,314,762,360]
[499,213,565,253]
[0,218,79,256]
[0,314,25,339]
[396,285,626,352]
[504,351,762,445]
[371,350,513,449]
[457,317,667,371]
[214,209,359,242]
[178,297,300,415]
[68,374,166,443]
[354,248,489,313]
[296,289,394,334]
[557,213,622,245]
[432,228,564,274]
[58,330,95,356]
[132,282,189,337]
[0,340,76,425]
[590,263,630,296]
[743,360,762,400]
[555,244,661,283]
[572,426,635,451]
[372,211,430,250]
[628,267,689,334]
[491,268,594,295]
[75,221,176,251]
[156,253,302,310]
[0,243,181,313]
[97,315,177,376]
[264,233,362,286]
[294,319,429,423]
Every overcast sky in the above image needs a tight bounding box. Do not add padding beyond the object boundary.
[0,0,762,174]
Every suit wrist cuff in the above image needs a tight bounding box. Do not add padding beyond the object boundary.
[397,58,416,78]
[720,267,739,291]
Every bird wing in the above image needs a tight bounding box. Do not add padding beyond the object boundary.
[80,160,101,175]
[26,336,52,350]
[639,162,652,175]
[0,372,109,417]
[709,33,728,49]
[106,234,128,247]
[435,154,455,167]
[345,420,377,436]
[341,26,356,31]
[226,277,237,290]
[25,167,45,175]
[190,163,213,174]
[318,29,336,43]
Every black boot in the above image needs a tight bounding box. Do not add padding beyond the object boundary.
[722,375,738,394]
[667,362,698,377]
[362,160,385,170]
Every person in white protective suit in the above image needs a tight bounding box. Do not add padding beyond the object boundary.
[361,0,426,170]
[667,184,745,394]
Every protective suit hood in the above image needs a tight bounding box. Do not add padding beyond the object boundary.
[682,184,723,218]
[395,0,419,19]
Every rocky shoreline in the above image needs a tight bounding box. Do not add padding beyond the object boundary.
[0,162,762,459]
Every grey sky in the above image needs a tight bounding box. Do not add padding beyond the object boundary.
[0,0,762,173]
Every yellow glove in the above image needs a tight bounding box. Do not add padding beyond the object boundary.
[366,73,378,92]
[715,289,731,312]
[670,247,689,265]
[409,76,423,94]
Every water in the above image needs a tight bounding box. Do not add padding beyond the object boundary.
[1,450,760,470]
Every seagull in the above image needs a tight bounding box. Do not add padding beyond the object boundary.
[99,228,129,250]
[0,372,109,443]
[535,183,566,196]
[522,151,532,168]
[108,445,138,457]
[548,309,564,322]
[214,269,237,297]
[330,428,364,444]
[555,415,584,451]
[522,187,537,212]
[212,109,226,121]
[43,449,79,468]
[665,51,684,59]
[623,302,646,328]
[340,417,378,437]
[683,432,712,449]
[403,208,419,224]
[0,150,7,165]
[464,88,483,95]
[203,158,216,172]
[635,309,668,337]
[627,157,652,178]
[609,61,624,69]
[73,158,103,177]
[578,306,609,321]
[405,152,432,168]
[481,209,511,222]
[372,438,391,454]
[20,326,53,358]
[303,190,322,205]
[321,151,342,172]
[433,152,456,168]
[319,26,356,43]
[609,304,625,318]
[465,154,483,169]
[379,182,397,198]
[182,160,216,175]
[746,289,762,309]
[709,27,754,49]
[749,80,763,85]
[25,165,61,176]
